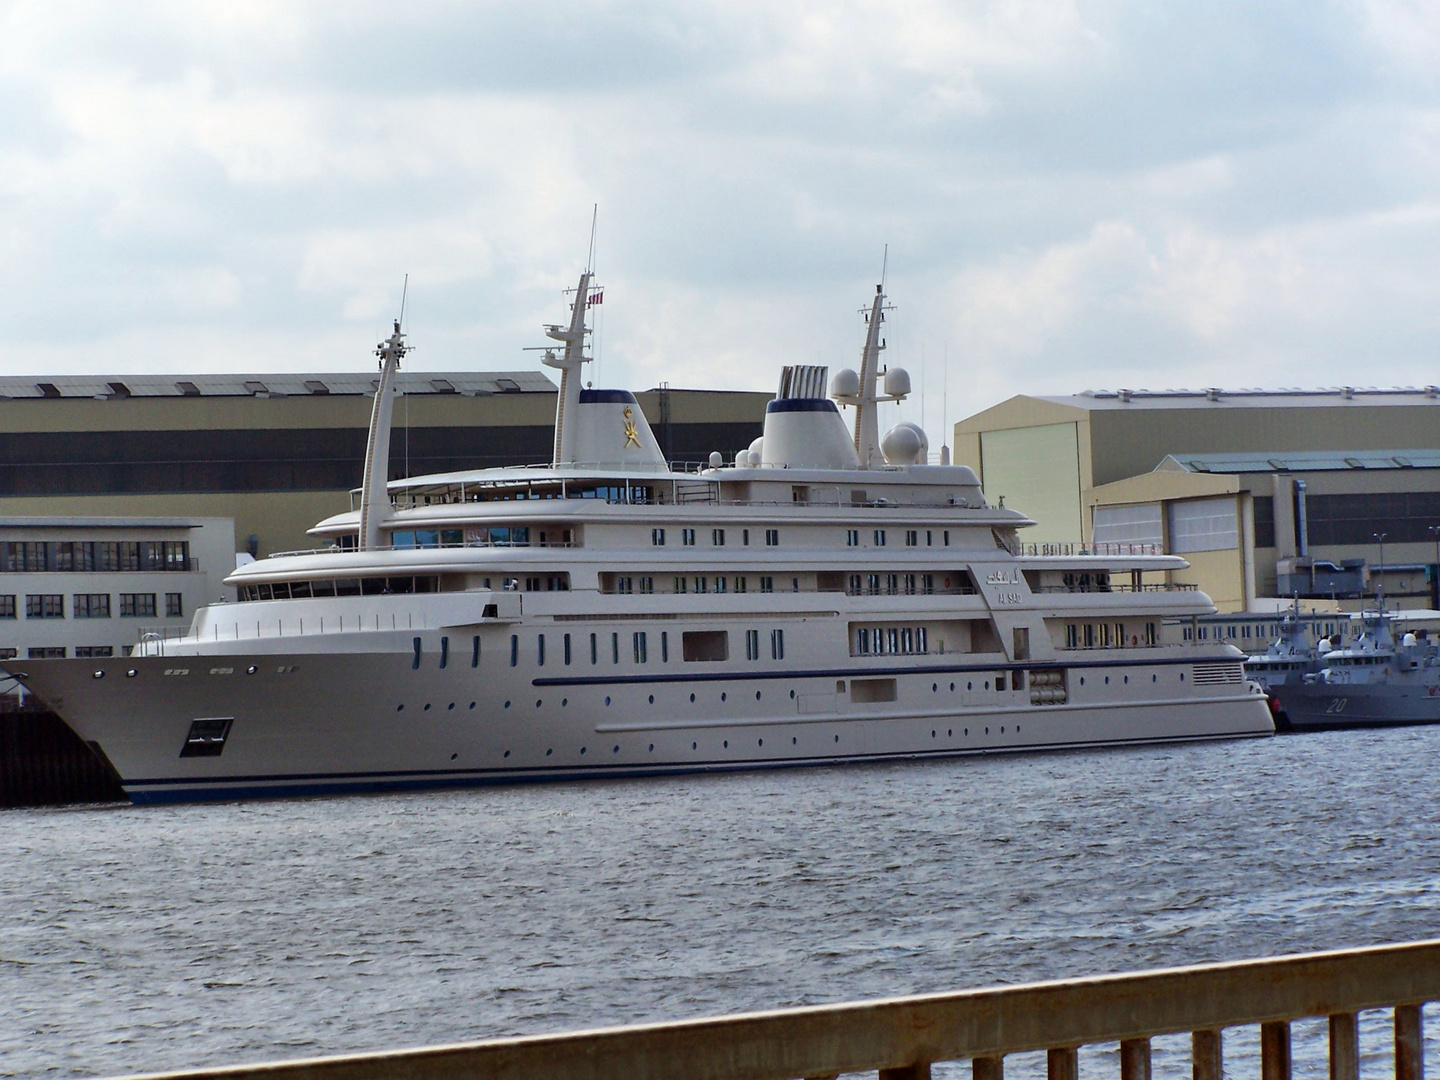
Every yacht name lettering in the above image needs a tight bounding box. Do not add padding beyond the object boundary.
[985,569,1020,585]
[995,592,1023,605]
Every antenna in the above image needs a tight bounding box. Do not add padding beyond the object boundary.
[586,205,599,275]
[398,273,409,328]
[880,244,888,291]
[942,341,949,453]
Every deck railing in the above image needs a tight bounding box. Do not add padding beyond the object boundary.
[109,940,1438,1080]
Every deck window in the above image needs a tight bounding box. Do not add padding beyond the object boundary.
[683,630,728,662]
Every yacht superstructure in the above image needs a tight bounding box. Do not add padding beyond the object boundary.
[6,272,1273,802]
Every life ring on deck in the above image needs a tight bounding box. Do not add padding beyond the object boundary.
[944,577,952,589]
[1429,686,1438,696]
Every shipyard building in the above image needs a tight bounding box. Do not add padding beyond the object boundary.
[954,387,1440,616]
[0,372,767,660]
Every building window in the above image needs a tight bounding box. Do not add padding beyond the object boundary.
[759,576,773,593]
[771,628,785,660]
[846,529,859,547]
[873,530,886,547]
[0,648,19,659]
[886,574,899,595]
[922,574,934,595]
[694,576,708,594]
[166,593,183,618]
[1145,622,1157,646]
[905,530,918,547]
[28,647,66,659]
[746,629,760,660]
[75,646,114,658]
[639,576,654,594]
[866,573,881,595]
[682,528,696,546]
[848,574,863,595]
[714,576,727,594]
[903,574,916,596]
[917,627,928,653]
[1066,624,1078,649]
[616,576,633,595]
[74,594,111,618]
[855,628,870,654]
[27,594,64,619]
[633,631,648,664]
[712,528,725,546]
[652,528,665,546]
[1083,624,1095,648]
[0,595,15,619]
[673,576,688,594]
[765,529,779,546]
[734,576,747,593]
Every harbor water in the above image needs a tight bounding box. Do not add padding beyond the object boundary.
[3,727,1440,1079]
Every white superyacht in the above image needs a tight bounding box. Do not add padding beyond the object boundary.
[7,272,1273,802]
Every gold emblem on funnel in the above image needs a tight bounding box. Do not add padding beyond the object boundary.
[623,406,640,448]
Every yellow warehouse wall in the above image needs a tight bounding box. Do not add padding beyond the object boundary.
[979,423,1083,544]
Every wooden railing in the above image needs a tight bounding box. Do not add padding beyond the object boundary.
[109,940,1439,1080]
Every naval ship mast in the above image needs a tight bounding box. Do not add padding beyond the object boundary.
[358,318,409,552]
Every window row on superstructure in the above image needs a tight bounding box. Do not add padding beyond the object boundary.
[1061,621,1160,649]
[501,627,785,668]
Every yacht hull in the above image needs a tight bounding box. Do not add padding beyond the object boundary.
[13,651,1273,803]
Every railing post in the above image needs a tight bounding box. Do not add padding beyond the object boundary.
[879,1067,929,1080]
[1261,1021,1291,1080]
[1048,1047,1078,1080]
[1120,1037,1151,1080]
[1395,1004,1423,1080]
[1192,1028,1223,1080]
[973,1054,1004,1080]
[1328,1012,1358,1080]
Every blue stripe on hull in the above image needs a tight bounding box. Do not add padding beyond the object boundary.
[122,730,1269,804]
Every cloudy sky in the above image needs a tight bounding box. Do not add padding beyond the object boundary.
[3,1,1439,437]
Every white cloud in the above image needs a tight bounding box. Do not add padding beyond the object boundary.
[0,0,1437,430]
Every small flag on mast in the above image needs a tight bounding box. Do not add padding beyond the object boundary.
[588,290,604,305]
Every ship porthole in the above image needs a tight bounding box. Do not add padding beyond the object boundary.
[580,746,587,754]
[648,743,654,751]
[450,753,457,760]
[932,683,937,692]
[791,737,797,745]
[1104,676,1110,684]
[967,682,972,690]
[92,670,104,679]
[692,742,697,749]
[605,696,611,706]
[246,665,257,675]
[447,702,455,710]
[562,698,568,707]
[950,682,955,691]
[689,693,696,703]
[789,689,795,699]
[126,669,137,678]
[469,702,476,709]
[758,738,763,746]
[755,691,761,700]
[423,703,431,711]
[723,740,728,748]
[613,745,619,753]
[721,692,727,702]
[504,700,511,708]
[546,748,553,756]
[396,704,404,712]
[504,750,510,758]
[834,734,839,743]
[535,699,542,708]
[648,694,654,704]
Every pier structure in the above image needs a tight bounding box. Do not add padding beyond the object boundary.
[109,939,1438,1080]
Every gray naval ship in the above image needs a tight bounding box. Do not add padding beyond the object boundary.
[1268,606,1440,730]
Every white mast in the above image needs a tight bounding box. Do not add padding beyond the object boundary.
[543,270,594,465]
[853,283,888,467]
[358,320,407,551]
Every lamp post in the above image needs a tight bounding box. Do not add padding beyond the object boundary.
[1373,531,1387,603]
[1429,525,1440,610]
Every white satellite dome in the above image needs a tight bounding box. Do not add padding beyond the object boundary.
[880,421,928,465]
[830,368,860,398]
[883,367,911,398]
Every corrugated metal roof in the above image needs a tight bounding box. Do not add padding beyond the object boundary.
[1043,386,1440,410]
[1162,450,1440,473]
[0,371,555,399]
